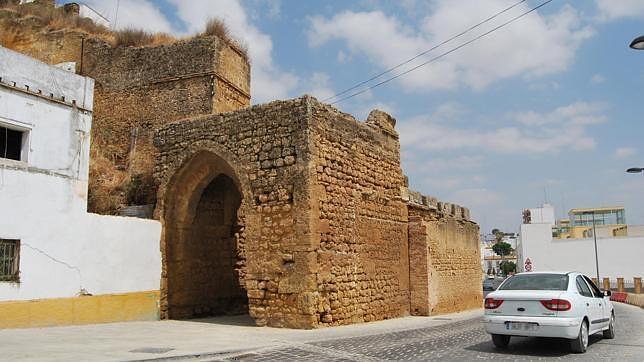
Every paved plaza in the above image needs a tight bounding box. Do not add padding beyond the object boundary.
[1,303,642,361]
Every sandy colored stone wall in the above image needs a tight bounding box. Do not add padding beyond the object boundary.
[154,97,317,328]
[309,104,410,326]
[154,97,412,328]
[82,37,250,213]
[408,201,482,315]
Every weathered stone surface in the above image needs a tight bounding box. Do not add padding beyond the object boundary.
[408,203,482,315]
[154,96,481,328]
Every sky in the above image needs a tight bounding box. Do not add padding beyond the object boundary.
[74,0,644,233]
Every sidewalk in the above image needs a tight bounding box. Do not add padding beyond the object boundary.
[0,309,483,361]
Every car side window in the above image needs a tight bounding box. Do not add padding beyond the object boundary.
[576,276,593,297]
[582,275,603,298]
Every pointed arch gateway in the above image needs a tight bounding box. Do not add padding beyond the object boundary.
[160,150,250,319]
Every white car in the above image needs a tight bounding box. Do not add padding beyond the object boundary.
[483,271,615,353]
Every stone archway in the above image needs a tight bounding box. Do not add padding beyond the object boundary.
[160,150,249,319]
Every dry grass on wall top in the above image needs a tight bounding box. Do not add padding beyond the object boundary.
[0,2,110,38]
[200,18,249,59]
[112,28,175,48]
[0,4,249,60]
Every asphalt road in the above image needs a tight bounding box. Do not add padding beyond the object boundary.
[219,302,644,362]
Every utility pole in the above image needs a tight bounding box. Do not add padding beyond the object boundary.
[592,212,600,283]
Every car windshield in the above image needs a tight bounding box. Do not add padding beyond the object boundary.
[498,273,569,291]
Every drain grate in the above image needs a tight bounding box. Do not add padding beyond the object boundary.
[129,347,175,354]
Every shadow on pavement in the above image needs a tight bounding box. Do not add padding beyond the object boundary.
[177,314,258,327]
[465,334,603,357]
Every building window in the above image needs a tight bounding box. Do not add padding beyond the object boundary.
[0,239,20,282]
[1,125,26,161]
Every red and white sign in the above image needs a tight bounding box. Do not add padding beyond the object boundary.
[524,258,533,272]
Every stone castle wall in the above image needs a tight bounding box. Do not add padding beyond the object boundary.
[309,104,410,326]
[408,196,482,315]
[154,96,481,328]
[82,37,249,211]
[154,97,317,328]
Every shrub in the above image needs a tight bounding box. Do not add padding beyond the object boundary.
[201,18,248,59]
[113,28,175,47]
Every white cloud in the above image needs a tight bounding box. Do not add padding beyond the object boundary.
[308,1,594,92]
[165,0,298,103]
[430,102,470,121]
[265,0,282,19]
[399,101,604,154]
[414,155,485,172]
[450,188,502,207]
[590,74,606,84]
[615,147,637,158]
[512,101,607,127]
[83,0,173,33]
[424,176,463,190]
[337,50,350,63]
[305,72,335,100]
[595,0,644,21]
[472,175,486,184]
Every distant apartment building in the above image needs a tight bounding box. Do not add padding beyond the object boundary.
[518,203,643,280]
[554,206,627,239]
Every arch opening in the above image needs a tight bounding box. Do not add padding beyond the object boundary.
[164,152,248,319]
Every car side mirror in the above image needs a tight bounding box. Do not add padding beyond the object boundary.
[603,290,611,297]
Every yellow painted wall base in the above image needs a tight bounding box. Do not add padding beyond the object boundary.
[0,290,160,329]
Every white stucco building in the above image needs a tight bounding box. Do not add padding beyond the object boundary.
[0,47,161,326]
[518,204,643,280]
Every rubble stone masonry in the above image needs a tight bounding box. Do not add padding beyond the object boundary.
[154,96,481,328]
[408,197,482,315]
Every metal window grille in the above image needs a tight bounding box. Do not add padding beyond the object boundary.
[0,239,20,282]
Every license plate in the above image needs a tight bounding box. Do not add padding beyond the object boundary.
[505,322,538,331]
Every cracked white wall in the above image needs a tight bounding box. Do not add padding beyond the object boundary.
[0,47,161,301]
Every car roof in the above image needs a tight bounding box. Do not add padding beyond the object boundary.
[514,271,579,276]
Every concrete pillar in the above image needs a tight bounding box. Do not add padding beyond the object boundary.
[603,277,610,291]
[617,278,624,292]
[634,277,642,294]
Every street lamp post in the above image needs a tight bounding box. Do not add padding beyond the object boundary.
[591,212,600,284]
[630,36,644,50]
[626,167,644,175]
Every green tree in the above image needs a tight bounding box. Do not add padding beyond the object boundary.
[492,241,513,257]
[500,261,516,276]
[491,228,504,243]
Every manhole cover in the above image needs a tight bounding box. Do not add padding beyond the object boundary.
[129,347,175,354]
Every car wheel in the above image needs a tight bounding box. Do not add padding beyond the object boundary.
[570,320,588,353]
[491,334,510,348]
[603,313,615,339]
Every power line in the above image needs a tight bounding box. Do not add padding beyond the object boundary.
[331,0,554,105]
[323,0,528,103]
[113,0,120,30]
